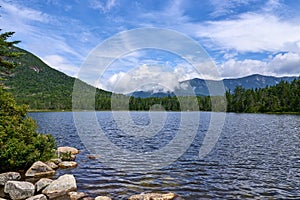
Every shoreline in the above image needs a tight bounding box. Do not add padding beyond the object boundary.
[28,109,300,115]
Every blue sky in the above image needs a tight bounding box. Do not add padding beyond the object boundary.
[1,0,300,92]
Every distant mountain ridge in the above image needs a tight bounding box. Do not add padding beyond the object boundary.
[130,74,298,98]
[2,47,298,109]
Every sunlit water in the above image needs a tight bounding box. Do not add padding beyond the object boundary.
[26,111,300,199]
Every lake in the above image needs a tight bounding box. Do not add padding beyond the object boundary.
[28,111,300,199]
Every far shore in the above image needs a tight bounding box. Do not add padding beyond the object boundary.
[28,109,300,115]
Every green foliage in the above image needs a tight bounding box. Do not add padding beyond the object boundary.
[0,86,56,172]
[226,79,300,113]
[0,30,23,73]
[0,30,56,172]
[2,47,112,110]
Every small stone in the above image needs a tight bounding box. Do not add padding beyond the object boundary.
[0,172,21,186]
[4,181,35,200]
[95,196,112,200]
[57,146,79,155]
[128,192,177,200]
[81,197,94,200]
[58,161,78,168]
[45,161,59,170]
[87,155,96,159]
[68,191,88,200]
[35,178,53,193]
[25,194,47,200]
[42,174,77,199]
[25,161,55,177]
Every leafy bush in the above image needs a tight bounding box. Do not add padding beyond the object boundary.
[0,87,56,172]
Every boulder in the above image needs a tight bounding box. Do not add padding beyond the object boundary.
[68,191,88,200]
[58,161,78,169]
[95,196,112,200]
[128,192,177,200]
[25,194,47,200]
[42,174,77,199]
[35,178,53,193]
[45,161,58,170]
[57,147,79,155]
[0,172,21,186]
[4,181,35,200]
[25,161,55,177]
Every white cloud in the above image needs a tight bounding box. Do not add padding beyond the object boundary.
[0,1,86,77]
[219,52,300,78]
[269,52,300,75]
[89,0,117,13]
[43,55,79,76]
[105,65,179,93]
[100,63,205,93]
[196,12,300,53]
[1,1,51,23]
[209,0,259,17]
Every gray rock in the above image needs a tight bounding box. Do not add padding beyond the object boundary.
[95,196,112,200]
[45,161,58,170]
[68,191,88,200]
[35,178,53,193]
[4,181,35,200]
[25,161,55,177]
[25,194,47,200]
[0,172,21,186]
[58,161,77,169]
[57,147,79,155]
[42,174,77,199]
[128,192,177,200]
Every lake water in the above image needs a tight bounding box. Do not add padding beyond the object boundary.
[28,111,300,199]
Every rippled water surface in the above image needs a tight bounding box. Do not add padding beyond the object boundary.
[28,111,300,199]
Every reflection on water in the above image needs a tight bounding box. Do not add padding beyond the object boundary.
[28,111,300,199]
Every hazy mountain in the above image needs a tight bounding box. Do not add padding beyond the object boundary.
[131,74,298,97]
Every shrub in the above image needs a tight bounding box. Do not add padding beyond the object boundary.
[0,87,56,172]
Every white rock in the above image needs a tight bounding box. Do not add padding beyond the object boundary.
[57,146,79,155]
[0,172,21,186]
[128,192,177,200]
[68,191,88,200]
[45,161,58,170]
[25,194,47,200]
[42,174,77,199]
[35,178,53,193]
[25,161,55,177]
[58,161,78,168]
[95,196,112,200]
[4,181,35,200]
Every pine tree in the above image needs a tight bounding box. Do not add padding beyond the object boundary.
[0,30,56,172]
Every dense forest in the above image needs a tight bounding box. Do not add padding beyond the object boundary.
[1,47,112,110]
[226,79,300,113]
[122,78,299,113]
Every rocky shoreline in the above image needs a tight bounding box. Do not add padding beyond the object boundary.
[0,146,183,200]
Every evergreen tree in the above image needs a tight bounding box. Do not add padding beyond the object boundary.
[0,30,56,172]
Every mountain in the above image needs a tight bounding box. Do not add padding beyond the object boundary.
[1,47,111,110]
[131,74,298,97]
[1,47,298,109]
